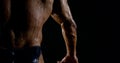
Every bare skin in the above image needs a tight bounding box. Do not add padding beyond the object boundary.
[0,0,78,63]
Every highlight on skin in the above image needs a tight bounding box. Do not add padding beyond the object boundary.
[0,0,78,63]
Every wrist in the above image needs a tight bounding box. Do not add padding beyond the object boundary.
[66,52,76,57]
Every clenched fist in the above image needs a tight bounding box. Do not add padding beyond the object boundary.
[57,55,78,63]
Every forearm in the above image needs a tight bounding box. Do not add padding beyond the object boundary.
[61,19,77,56]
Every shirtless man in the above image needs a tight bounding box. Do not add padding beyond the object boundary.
[0,0,78,63]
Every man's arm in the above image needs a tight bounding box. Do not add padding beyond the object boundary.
[51,0,78,63]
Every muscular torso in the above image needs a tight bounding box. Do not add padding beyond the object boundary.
[0,0,54,49]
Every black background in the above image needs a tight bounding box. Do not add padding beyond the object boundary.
[0,0,115,63]
[96,0,114,63]
[42,0,95,63]
[42,0,114,63]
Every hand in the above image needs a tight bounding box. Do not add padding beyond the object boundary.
[57,55,78,63]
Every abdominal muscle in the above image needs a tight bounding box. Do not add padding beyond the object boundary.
[13,0,53,48]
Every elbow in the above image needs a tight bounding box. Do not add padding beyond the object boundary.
[61,19,77,30]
